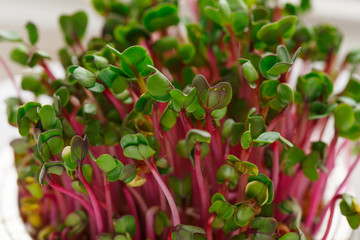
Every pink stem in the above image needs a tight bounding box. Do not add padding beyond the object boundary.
[40,60,56,81]
[122,186,141,240]
[146,206,160,240]
[194,143,210,224]
[314,151,360,234]
[144,158,181,226]
[103,176,114,232]
[103,88,126,119]
[46,177,95,217]
[304,136,337,230]
[321,195,342,240]
[272,142,279,195]
[77,165,104,233]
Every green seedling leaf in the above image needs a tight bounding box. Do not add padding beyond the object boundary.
[172,224,205,240]
[142,3,179,32]
[60,11,88,45]
[38,105,57,130]
[82,164,93,184]
[282,147,305,176]
[39,161,64,185]
[6,97,20,125]
[253,131,293,148]
[70,135,89,162]
[247,173,274,205]
[155,210,169,236]
[296,71,333,102]
[96,154,117,172]
[334,103,355,132]
[135,92,153,115]
[107,160,125,182]
[192,74,232,110]
[26,22,38,45]
[11,44,29,66]
[68,66,96,88]
[226,155,259,176]
[0,30,22,42]
[340,194,360,229]
[169,174,192,205]
[251,217,277,234]
[241,130,252,149]
[146,65,173,102]
[38,129,64,161]
[25,177,44,199]
[279,232,299,240]
[216,164,239,190]
[234,205,255,227]
[120,133,155,160]
[301,152,319,181]
[119,164,137,183]
[107,45,154,78]
[114,215,136,237]
[160,105,177,131]
[257,16,298,45]
[184,129,211,160]
[62,146,77,172]
[231,11,249,35]
[204,0,231,26]
[238,59,259,89]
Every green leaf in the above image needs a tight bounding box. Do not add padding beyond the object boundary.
[0,30,22,42]
[238,59,259,89]
[282,147,305,176]
[251,217,277,234]
[10,44,29,66]
[301,152,319,181]
[114,215,136,237]
[120,134,156,160]
[38,105,57,130]
[172,224,205,240]
[107,160,125,182]
[231,11,249,34]
[26,22,38,45]
[142,3,179,32]
[279,232,299,240]
[155,210,169,236]
[216,164,239,190]
[334,103,355,132]
[257,16,298,45]
[119,164,137,183]
[234,205,255,227]
[184,129,211,159]
[160,105,177,131]
[70,135,89,162]
[96,154,117,172]
[259,80,278,106]
[59,11,88,45]
[146,66,173,102]
[247,173,274,205]
[192,75,232,110]
[241,130,252,149]
[69,66,96,88]
[39,161,64,184]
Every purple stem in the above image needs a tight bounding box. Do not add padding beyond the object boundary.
[314,151,360,234]
[103,176,114,233]
[77,165,104,233]
[272,141,279,195]
[103,88,126,119]
[144,158,181,226]
[46,176,95,217]
[321,195,342,240]
[194,143,210,224]
[146,206,160,240]
[304,136,338,230]
[122,186,141,240]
